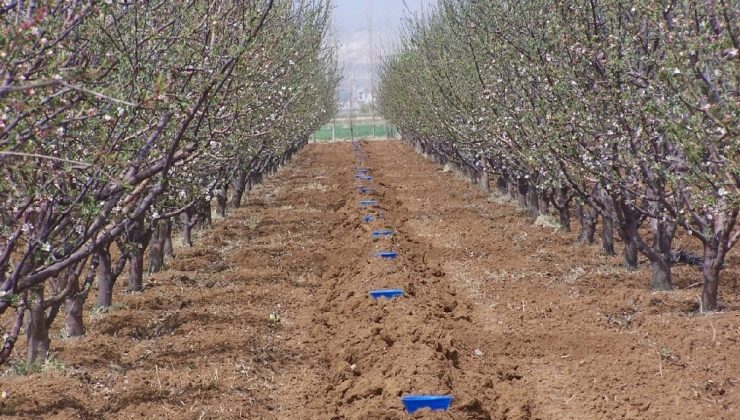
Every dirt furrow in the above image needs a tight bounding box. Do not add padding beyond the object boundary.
[275,140,738,419]
[275,143,534,419]
[3,140,737,419]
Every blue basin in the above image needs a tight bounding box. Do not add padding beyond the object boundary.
[401,395,454,414]
[359,200,377,207]
[369,289,404,300]
[371,229,394,239]
[355,175,372,180]
[363,215,375,223]
[376,251,397,260]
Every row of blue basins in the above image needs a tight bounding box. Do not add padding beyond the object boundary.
[349,141,453,415]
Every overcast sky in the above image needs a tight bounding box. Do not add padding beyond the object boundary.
[332,0,435,99]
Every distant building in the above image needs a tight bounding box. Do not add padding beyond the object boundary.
[356,88,373,105]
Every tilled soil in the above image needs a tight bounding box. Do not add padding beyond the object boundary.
[1,140,738,419]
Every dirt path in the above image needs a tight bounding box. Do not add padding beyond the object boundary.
[274,141,739,419]
[2,141,738,419]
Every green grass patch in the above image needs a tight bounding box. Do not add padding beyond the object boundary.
[313,122,398,141]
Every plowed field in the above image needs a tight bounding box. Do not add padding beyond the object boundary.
[2,140,738,419]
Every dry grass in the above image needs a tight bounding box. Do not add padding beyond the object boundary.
[534,214,562,231]
[487,191,514,206]
[295,181,328,193]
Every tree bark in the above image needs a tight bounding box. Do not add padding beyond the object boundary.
[216,184,227,217]
[478,157,490,193]
[163,218,174,257]
[27,286,50,364]
[64,272,84,337]
[701,238,723,312]
[126,219,151,292]
[148,218,169,274]
[517,177,528,209]
[599,190,616,255]
[198,197,212,229]
[646,218,676,291]
[527,185,540,217]
[577,204,597,244]
[650,259,672,291]
[128,251,145,292]
[181,210,193,247]
[96,246,114,308]
[496,175,507,195]
[553,187,571,232]
[230,167,248,208]
[619,221,639,269]
[602,216,615,256]
[538,189,550,215]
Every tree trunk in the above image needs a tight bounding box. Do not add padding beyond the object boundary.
[181,211,193,247]
[527,185,539,217]
[619,221,639,269]
[478,157,490,193]
[96,247,114,308]
[516,177,528,208]
[645,218,676,291]
[506,177,516,200]
[27,286,50,364]
[538,190,550,215]
[216,185,227,217]
[126,219,151,292]
[64,272,84,337]
[557,206,571,232]
[602,216,615,256]
[128,251,145,292]
[554,187,571,232]
[198,197,212,229]
[496,175,507,195]
[577,204,597,244]
[599,191,616,255]
[650,260,672,291]
[148,218,169,274]
[163,218,174,257]
[230,168,248,208]
[701,238,722,312]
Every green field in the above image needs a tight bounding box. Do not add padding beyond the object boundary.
[313,120,399,141]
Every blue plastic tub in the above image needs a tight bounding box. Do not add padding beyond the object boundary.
[371,229,394,239]
[376,251,398,260]
[357,186,371,194]
[363,215,375,223]
[369,289,404,300]
[359,199,377,207]
[401,395,454,414]
[355,175,372,181]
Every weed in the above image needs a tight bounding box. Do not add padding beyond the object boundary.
[534,214,562,231]
[4,355,65,377]
[42,356,66,372]
[90,303,127,318]
[487,191,513,205]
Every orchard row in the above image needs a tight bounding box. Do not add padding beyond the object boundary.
[0,1,339,366]
[378,0,737,311]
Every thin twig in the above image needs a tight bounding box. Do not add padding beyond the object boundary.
[60,81,139,107]
[0,151,92,168]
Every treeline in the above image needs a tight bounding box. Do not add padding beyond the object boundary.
[0,0,339,366]
[378,0,737,311]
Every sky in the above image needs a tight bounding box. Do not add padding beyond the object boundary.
[331,0,435,100]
